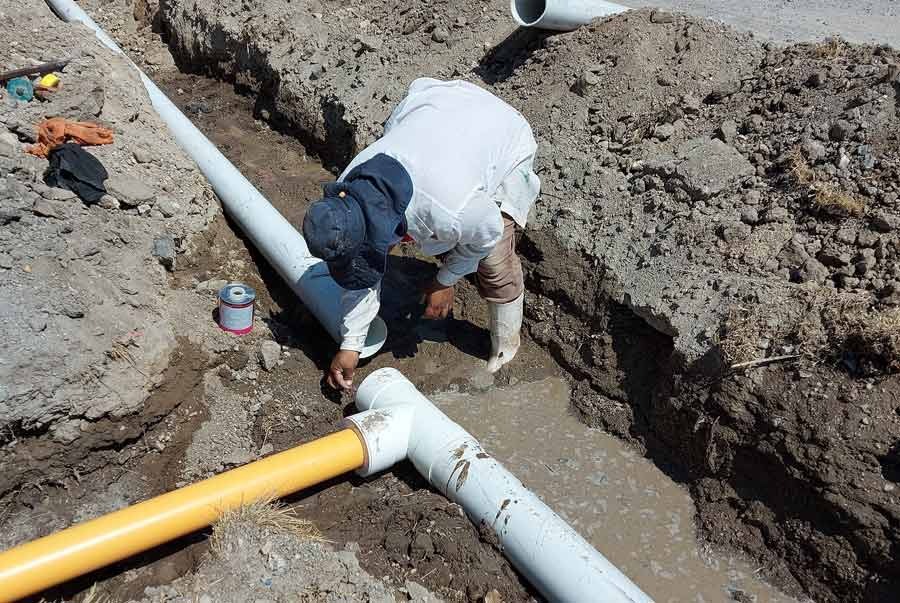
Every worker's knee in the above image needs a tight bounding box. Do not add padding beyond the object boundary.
[477,252,523,304]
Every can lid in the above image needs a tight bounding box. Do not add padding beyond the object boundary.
[219,283,256,304]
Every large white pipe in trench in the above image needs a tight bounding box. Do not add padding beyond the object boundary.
[510,0,629,31]
[344,368,654,603]
[45,0,387,358]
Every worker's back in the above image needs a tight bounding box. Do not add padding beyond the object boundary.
[341,78,536,247]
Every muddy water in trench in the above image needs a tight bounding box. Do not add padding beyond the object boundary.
[433,378,798,603]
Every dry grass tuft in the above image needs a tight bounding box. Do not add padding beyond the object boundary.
[79,586,112,603]
[813,185,865,217]
[39,585,114,603]
[813,37,843,59]
[718,307,761,367]
[787,148,865,217]
[788,149,816,185]
[845,306,900,373]
[210,497,322,557]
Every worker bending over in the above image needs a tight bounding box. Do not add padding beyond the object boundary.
[303,78,540,390]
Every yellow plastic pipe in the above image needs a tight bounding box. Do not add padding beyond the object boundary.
[0,429,365,603]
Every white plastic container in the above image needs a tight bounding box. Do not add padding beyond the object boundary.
[510,0,629,31]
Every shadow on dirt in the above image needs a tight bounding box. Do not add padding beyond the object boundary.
[476,27,551,85]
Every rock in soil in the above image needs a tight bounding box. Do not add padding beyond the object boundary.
[259,340,282,371]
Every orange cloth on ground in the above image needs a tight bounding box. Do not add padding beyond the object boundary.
[26,117,114,158]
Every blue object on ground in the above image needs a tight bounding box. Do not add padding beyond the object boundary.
[6,77,34,102]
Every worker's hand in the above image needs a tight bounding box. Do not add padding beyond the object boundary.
[423,282,455,319]
[327,349,360,391]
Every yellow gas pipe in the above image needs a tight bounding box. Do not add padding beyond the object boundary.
[0,429,365,603]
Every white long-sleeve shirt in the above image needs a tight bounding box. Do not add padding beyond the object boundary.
[337,78,540,352]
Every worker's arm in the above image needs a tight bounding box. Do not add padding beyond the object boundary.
[435,203,504,288]
[424,204,503,319]
[327,284,381,390]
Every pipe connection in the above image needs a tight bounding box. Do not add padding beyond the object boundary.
[344,368,653,603]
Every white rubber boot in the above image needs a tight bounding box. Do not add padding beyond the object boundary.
[486,293,524,373]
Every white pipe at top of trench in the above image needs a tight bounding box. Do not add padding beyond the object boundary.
[510,0,629,31]
[44,0,387,358]
[344,368,654,603]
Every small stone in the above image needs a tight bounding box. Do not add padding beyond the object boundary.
[0,131,19,148]
[835,227,857,244]
[829,120,852,142]
[656,73,675,87]
[137,203,152,215]
[32,199,61,218]
[0,209,23,225]
[806,71,827,88]
[156,195,181,218]
[98,195,120,210]
[681,93,701,114]
[259,340,281,371]
[259,443,274,456]
[653,123,675,140]
[197,278,228,292]
[185,99,211,115]
[796,258,829,283]
[857,231,878,247]
[818,250,851,267]
[133,148,153,164]
[836,151,851,171]
[761,206,789,223]
[42,187,76,201]
[801,139,827,163]
[106,176,155,207]
[354,34,382,52]
[708,81,741,103]
[718,119,738,143]
[718,221,751,243]
[574,70,599,96]
[871,213,896,233]
[885,483,896,493]
[744,190,762,205]
[431,27,449,43]
[650,10,675,23]
[740,208,759,225]
[152,235,177,271]
[307,63,325,80]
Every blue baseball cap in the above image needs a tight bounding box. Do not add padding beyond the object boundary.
[302,154,413,291]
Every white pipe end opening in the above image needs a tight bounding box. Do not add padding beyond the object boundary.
[510,0,629,31]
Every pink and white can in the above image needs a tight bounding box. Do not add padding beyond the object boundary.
[218,283,256,335]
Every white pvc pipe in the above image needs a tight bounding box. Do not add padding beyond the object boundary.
[45,0,387,358]
[345,368,654,603]
[510,0,629,30]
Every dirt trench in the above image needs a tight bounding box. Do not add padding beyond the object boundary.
[3,1,899,602]
[143,3,900,601]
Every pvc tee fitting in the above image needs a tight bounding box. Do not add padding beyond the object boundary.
[344,368,653,603]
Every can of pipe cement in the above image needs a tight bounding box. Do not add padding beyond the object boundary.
[218,283,256,335]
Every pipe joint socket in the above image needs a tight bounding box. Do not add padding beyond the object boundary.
[342,406,414,477]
